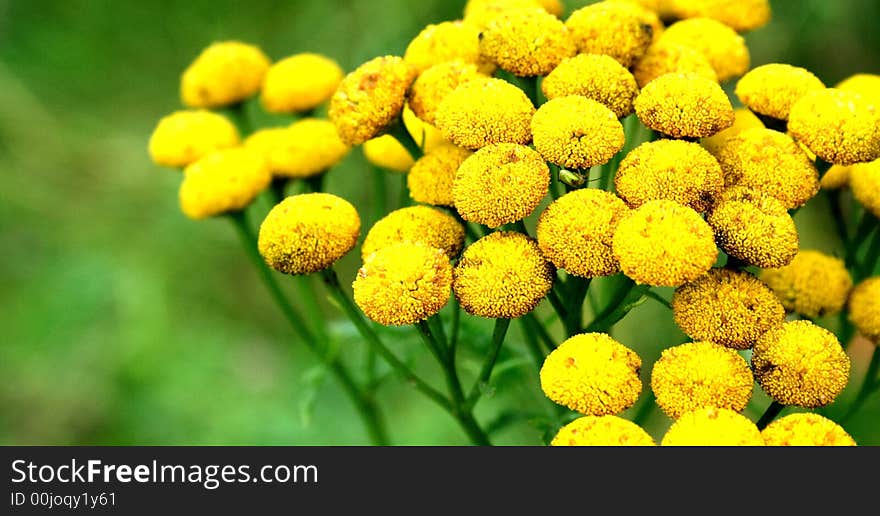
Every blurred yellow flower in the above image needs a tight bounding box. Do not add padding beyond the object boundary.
[761,250,853,318]
[261,53,343,114]
[179,147,270,220]
[181,41,270,108]
[149,110,240,168]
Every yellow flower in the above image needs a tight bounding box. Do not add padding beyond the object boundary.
[734,64,825,121]
[435,78,535,150]
[362,135,414,173]
[849,277,880,343]
[632,40,718,88]
[531,96,625,169]
[672,269,785,350]
[651,341,753,419]
[353,243,453,326]
[258,193,360,275]
[752,320,850,408]
[612,200,718,287]
[408,144,473,207]
[404,21,491,74]
[181,41,270,108]
[761,413,856,446]
[706,187,798,269]
[836,73,880,104]
[479,8,576,77]
[700,107,764,156]
[615,140,724,212]
[715,128,819,209]
[542,54,640,118]
[361,206,466,261]
[178,148,270,220]
[329,56,416,146]
[664,0,771,32]
[403,105,447,153]
[658,18,749,82]
[565,1,657,68]
[260,53,343,114]
[463,0,545,31]
[453,231,555,318]
[453,143,549,227]
[551,415,656,446]
[409,61,485,126]
[789,88,880,165]
[148,110,240,168]
[851,159,880,217]
[634,73,735,138]
[761,250,853,318]
[661,407,764,446]
[244,119,350,178]
[536,0,565,17]
[540,333,642,416]
[536,189,630,278]
[820,165,851,191]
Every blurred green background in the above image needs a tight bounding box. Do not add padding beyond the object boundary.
[1,0,879,445]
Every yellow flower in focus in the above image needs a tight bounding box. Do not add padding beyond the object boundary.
[409,61,484,126]
[735,64,824,121]
[849,277,880,343]
[658,18,749,82]
[761,250,853,318]
[531,96,625,170]
[181,41,270,108]
[480,8,576,77]
[706,187,798,269]
[612,200,718,287]
[536,189,630,278]
[700,107,764,156]
[362,135,415,173]
[245,119,350,179]
[408,144,473,207]
[551,416,655,446]
[820,165,851,191]
[463,0,545,31]
[329,56,416,146]
[565,1,657,67]
[453,143,549,227]
[836,73,880,104]
[789,88,880,165]
[353,243,453,326]
[664,0,771,32]
[634,73,734,138]
[672,269,785,350]
[453,231,555,318]
[404,21,491,74]
[148,110,240,168]
[435,78,535,150]
[540,333,642,416]
[541,54,640,118]
[632,40,718,89]
[260,53,343,114]
[258,193,360,275]
[851,159,880,217]
[752,320,850,408]
[762,413,856,446]
[361,206,466,261]
[179,148,270,220]
[615,140,724,212]
[661,407,764,446]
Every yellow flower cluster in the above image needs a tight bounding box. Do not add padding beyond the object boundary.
[179,148,270,220]
[479,7,576,77]
[849,277,880,342]
[542,54,640,118]
[565,1,656,68]
[463,0,548,31]
[149,110,240,168]
[361,206,465,261]
[761,413,856,446]
[761,250,853,318]
[531,96,625,170]
[634,73,734,138]
[661,407,764,446]
[245,119,350,178]
[788,88,880,165]
[261,53,343,114]
[407,144,473,207]
[181,41,270,108]
[551,416,655,446]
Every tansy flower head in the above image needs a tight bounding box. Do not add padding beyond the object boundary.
[353,243,453,326]
[716,128,819,209]
[541,54,639,118]
[734,64,824,121]
[258,193,360,275]
[329,56,416,146]
[632,40,718,89]
[361,206,466,261]
[536,189,630,278]
[672,269,785,350]
[453,231,554,318]
[551,415,656,446]
[479,8,576,77]
[435,77,535,150]
[540,333,642,416]
[403,105,446,153]
[463,0,545,31]
[706,187,798,269]
[634,73,735,138]
[658,18,749,82]
[820,165,851,191]
[531,96,625,170]
[409,61,484,126]
[612,200,718,287]
[700,107,764,157]
[664,0,771,32]
[245,119,350,179]
[260,53,343,114]
[650,341,753,419]
[661,407,764,446]
[535,0,564,17]
[407,143,473,207]
[362,135,415,173]
[615,139,724,212]
[849,277,880,343]
[453,143,549,227]
[565,1,656,68]
[789,88,880,165]
[179,148,270,220]
[148,110,240,168]
[752,320,850,408]
[836,73,880,104]
[181,41,270,108]
[761,413,856,446]
[761,250,853,318]
[404,21,491,74]
[851,159,880,217]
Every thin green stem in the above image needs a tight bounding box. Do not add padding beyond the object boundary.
[449,298,462,357]
[549,163,563,200]
[518,317,547,368]
[227,101,254,136]
[386,117,424,161]
[859,225,880,280]
[467,318,512,405]
[269,177,288,205]
[514,219,529,236]
[523,312,556,353]
[644,290,672,309]
[398,173,410,208]
[848,211,877,267]
[632,391,655,425]
[545,285,569,323]
[563,276,591,337]
[303,174,326,193]
[583,277,645,334]
[756,400,786,430]
[842,347,880,423]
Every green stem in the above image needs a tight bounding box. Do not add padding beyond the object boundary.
[632,391,655,425]
[227,101,254,136]
[583,277,645,334]
[848,212,877,268]
[842,346,880,423]
[545,285,569,323]
[467,318,512,405]
[644,290,672,309]
[827,189,850,253]
[859,225,880,280]
[449,299,462,357]
[563,276,591,337]
[756,400,786,430]
[269,177,288,205]
[523,312,556,353]
[398,173,410,208]
[514,219,529,235]
[386,117,424,161]
[521,76,540,107]
[304,174,326,193]
[518,317,547,368]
